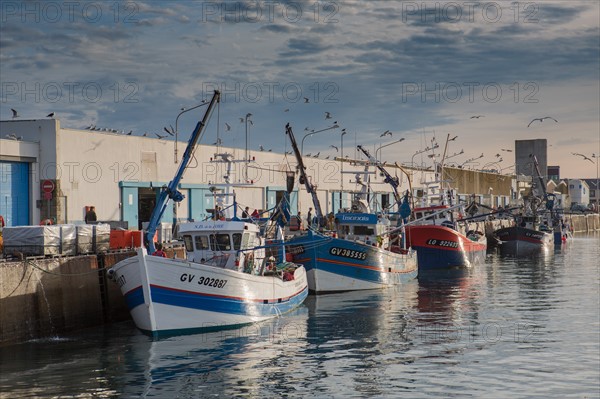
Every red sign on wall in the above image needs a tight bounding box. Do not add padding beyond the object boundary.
[43,192,53,200]
[42,180,55,193]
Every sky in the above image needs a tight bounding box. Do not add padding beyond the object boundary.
[1,0,599,178]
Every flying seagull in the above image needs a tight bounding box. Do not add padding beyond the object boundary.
[225,123,231,131]
[449,135,458,141]
[239,117,245,123]
[303,97,310,103]
[11,108,19,118]
[325,112,332,119]
[572,152,594,163]
[164,127,174,136]
[155,133,166,139]
[528,116,558,127]
[47,112,55,118]
[470,115,484,119]
[380,130,392,137]
[284,108,290,112]
[330,145,339,152]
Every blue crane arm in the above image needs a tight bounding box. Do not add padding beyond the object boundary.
[356,145,401,211]
[146,90,221,253]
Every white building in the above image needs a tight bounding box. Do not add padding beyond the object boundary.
[0,119,427,228]
[567,179,590,206]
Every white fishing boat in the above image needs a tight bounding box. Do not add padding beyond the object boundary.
[110,220,308,336]
[109,91,308,336]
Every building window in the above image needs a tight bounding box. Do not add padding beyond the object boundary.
[569,184,574,189]
[591,190,596,198]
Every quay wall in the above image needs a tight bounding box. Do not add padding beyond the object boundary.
[0,248,185,346]
[564,214,600,233]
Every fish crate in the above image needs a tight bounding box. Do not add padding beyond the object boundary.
[76,223,111,254]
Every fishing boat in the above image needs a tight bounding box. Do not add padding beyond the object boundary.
[404,203,487,269]
[494,155,559,255]
[283,124,418,293]
[358,135,487,270]
[109,91,308,336]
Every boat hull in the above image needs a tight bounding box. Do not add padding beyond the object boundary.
[405,225,487,270]
[286,233,418,293]
[111,249,308,335]
[495,226,554,255]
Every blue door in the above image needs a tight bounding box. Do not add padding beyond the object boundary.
[121,186,138,229]
[0,161,29,226]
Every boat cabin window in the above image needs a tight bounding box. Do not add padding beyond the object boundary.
[353,225,375,236]
[210,233,231,251]
[183,235,193,252]
[241,232,250,250]
[195,235,210,250]
[232,233,242,250]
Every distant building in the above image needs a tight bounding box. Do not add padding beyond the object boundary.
[547,165,560,183]
[583,179,599,211]
[566,179,590,207]
[515,139,547,197]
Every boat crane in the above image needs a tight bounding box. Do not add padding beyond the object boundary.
[356,145,401,213]
[145,90,221,253]
[285,123,325,227]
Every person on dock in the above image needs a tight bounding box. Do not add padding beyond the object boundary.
[85,206,97,224]
[307,208,313,229]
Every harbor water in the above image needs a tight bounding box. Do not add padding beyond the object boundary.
[1,235,598,398]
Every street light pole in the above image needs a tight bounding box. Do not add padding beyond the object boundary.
[340,129,347,210]
[375,138,405,162]
[300,123,339,155]
[174,100,209,163]
[244,113,252,163]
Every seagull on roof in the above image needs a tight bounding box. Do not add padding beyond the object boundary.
[143,132,148,137]
[303,97,310,103]
[528,116,558,127]
[330,145,338,152]
[47,112,55,118]
[11,108,19,118]
[325,156,330,159]
[572,152,594,163]
[259,145,264,151]
[306,153,311,157]
[325,112,332,119]
[314,152,320,158]
[380,130,392,137]
[127,130,132,135]
[225,123,231,131]
[268,149,272,152]
[470,115,484,119]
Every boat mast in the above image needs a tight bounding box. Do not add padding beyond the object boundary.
[145,90,221,253]
[285,123,325,227]
[356,145,401,212]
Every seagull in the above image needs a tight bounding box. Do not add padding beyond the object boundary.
[225,123,231,131]
[212,138,222,146]
[501,148,513,152]
[306,153,312,157]
[259,145,264,151]
[527,116,558,127]
[314,152,320,158]
[248,120,253,126]
[285,151,292,155]
[572,153,594,163]
[155,133,166,139]
[449,135,458,141]
[330,145,338,152]
[5,134,18,140]
[325,156,330,159]
[303,97,310,103]
[325,112,332,119]
[304,127,310,131]
[11,108,19,118]
[164,127,174,136]
[470,115,484,119]
[380,130,392,137]
[143,132,148,137]
[495,153,501,157]
[239,117,245,123]
[268,149,272,152]
[47,112,55,118]
[284,108,290,112]
[127,130,132,135]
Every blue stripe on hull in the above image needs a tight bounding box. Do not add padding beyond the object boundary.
[413,246,486,270]
[124,285,308,317]
[288,235,417,284]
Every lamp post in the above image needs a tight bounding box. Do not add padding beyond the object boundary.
[410,143,439,167]
[174,100,209,163]
[375,138,405,162]
[300,123,339,155]
[244,113,252,162]
[340,129,347,210]
[594,154,599,211]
